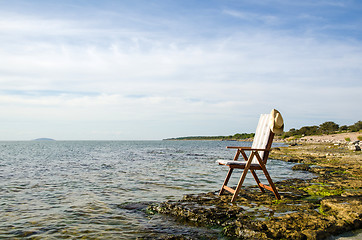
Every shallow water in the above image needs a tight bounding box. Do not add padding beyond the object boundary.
[0,140,315,239]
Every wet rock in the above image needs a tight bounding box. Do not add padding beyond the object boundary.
[120,202,150,210]
[149,188,361,239]
[321,195,362,226]
[292,163,311,171]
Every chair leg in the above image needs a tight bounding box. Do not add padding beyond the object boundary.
[253,151,281,200]
[250,169,265,193]
[219,149,241,196]
[231,167,249,203]
[219,168,233,195]
[231,152,254,203]
[259,164,281,200]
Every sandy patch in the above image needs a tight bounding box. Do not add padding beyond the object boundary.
[300,132,361,143]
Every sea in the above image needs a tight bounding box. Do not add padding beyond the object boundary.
[0,140,357,239]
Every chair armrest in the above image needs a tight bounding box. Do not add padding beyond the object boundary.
[226,146,251,149]
[249,148,270,152]
[226,146,270,152]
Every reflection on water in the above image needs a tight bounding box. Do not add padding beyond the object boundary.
[0,140,315,238]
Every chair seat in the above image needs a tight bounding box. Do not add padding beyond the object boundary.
[216,160,262,169]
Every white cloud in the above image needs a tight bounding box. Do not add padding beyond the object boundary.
[0,5,361,140]
[222,9,280,25]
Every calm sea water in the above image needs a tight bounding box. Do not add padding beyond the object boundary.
[0,140,315,239]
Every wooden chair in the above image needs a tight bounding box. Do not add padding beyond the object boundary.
[217,110,283,202]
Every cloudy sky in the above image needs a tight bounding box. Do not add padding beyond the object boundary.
[0,0,361,140]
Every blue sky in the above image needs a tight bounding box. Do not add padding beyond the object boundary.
[0,0,361,140]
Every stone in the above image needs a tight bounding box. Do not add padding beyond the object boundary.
[321,195,362,225]
[292,163,311,171]
[349,144,361,151]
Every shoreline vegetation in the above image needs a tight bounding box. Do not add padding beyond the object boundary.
[164,120,362,142]
[164,132,255,141]
[146,122,362,239]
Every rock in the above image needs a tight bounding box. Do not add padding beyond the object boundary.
[271,147,281,151]
[349,144,361,151]
[321,195,362,227]
[292,164,311,171]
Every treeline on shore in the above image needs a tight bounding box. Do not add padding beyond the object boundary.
[281,120,362,139]
[165,120,362,141]
[165,133,255,141]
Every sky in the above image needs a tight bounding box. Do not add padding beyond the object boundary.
[0,0,361,140]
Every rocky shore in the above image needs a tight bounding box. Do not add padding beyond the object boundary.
[286,132,362,151]
[145,140,361,239]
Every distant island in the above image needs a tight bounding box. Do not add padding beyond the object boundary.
[33,138,55,141]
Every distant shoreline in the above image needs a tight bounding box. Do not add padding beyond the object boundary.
[165,131,362,143]
[163,133,255,141]
[164,138,252,142]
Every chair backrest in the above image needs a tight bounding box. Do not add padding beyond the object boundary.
[250,114,274,164]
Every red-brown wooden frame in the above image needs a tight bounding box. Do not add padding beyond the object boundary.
[218,132,281,202]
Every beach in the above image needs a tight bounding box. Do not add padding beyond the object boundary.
[298,132,361,143]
